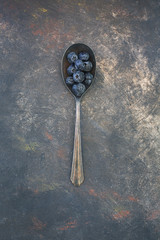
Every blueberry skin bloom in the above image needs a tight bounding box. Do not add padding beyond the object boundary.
[73,71,85,83]
[84,79,92,85]
[83,61,93,72]
[78,52,89,61]
[67,64,76,75]
[85,73,93,80]
[75,59,85,71]
[67,52,78,63]
[72,83,86,97]
[66,76,74,85]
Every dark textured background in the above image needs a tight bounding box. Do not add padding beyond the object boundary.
[0,0,160,239]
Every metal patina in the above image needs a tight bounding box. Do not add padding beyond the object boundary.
[62,43,96,186]
[0,0,160,239]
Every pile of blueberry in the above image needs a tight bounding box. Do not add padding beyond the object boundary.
[66,51,93,97]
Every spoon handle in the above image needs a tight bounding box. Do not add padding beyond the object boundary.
[70,99,84,186]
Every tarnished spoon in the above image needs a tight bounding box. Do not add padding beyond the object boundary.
[61,43,96,186]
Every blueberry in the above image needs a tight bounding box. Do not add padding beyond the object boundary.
[85,73,93,80]
[73,71,85,83]
[83,61,93,72]
[67,64,76,75]
[72,83,86,97]
[84,79,92,85]
[66,76,74,85]
[84,72,93,85]
[79,52,89,61]
[67,52,78,63]
[75,59,85,71]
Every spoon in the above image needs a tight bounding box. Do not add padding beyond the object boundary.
[61,43,96,186]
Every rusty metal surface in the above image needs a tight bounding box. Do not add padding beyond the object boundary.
[0,0,160,239]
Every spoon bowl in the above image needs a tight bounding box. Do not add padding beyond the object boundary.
[62,43,96,99]
[61,43,96,186]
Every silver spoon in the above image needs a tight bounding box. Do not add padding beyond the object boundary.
[61,43,96,186]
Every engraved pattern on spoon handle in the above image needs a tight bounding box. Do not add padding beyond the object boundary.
[70,99,84,186]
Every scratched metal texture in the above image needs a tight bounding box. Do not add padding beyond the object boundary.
[0,0,160,239]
